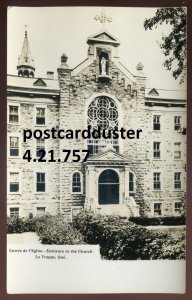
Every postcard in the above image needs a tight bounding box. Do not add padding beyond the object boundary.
[7,6,186,294]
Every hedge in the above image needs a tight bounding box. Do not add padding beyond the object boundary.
[7,215,85,245]
[73,211,185,260]
[7,212,186,259]
[7,215,51,234]
[129,216,186,226]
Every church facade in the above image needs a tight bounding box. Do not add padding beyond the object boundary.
[7,28,186,220]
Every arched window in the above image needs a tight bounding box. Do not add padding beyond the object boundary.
[87,96,119,154]
[129,172,135,195]
[18,70,23,76]
[29,71,34,77]
[98,169,119,205]
[23,70,29,77]
[72,172,82,193]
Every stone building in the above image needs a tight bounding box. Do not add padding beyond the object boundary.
[7,28,186,220]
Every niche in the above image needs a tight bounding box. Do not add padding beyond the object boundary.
[99,52,109,76]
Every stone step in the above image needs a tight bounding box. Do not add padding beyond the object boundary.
[95,204,132,218]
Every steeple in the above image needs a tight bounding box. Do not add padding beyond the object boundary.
[17,31,35,77]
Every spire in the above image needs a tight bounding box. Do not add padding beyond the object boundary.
[17,31,35,77]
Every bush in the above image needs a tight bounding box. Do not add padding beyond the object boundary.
[7,214,85,245]
[36,215,85,245]
[129,217,161,226]
[162,216,185,226]
[7,215,51,234]
[129,216,185,226]
[140,232,186,259]
[73,211,185,260]
[23,215,52,232]
[7,216,25,234]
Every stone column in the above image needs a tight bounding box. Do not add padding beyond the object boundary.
[85,165,97,209]
[124,166,129,203]
[57,54,72,214]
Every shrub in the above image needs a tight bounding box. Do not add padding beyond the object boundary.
[162,216,185,226]
[7,216,25,234]
[22,216,38,232]
[129,216,185,226]
[36,215,85,245]
[73,211,185,260]
[140,232,186,259]
[129,217,161,226]
[7,215,51,234]
[23,215,52,232]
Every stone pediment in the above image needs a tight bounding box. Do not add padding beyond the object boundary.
[87,149,128,162]
[95,32,116,41]
[87,30,120,46]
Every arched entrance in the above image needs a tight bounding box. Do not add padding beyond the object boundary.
[98,169,119,205]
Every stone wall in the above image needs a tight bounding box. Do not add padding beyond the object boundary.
[142,106,186,216]
[58,55,186,218]
[58,56,147,219]
[7,96,60,217]
[7,50,186,219]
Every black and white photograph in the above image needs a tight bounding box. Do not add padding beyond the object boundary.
[7,6,186,293]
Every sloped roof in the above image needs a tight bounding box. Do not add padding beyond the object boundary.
[72,57,136,83]
[7,75,59,93]
[145,88,186,101]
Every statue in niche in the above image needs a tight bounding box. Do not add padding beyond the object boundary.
[100,57,107,76]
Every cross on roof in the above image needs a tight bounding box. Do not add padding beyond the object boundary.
[94,9,112,24]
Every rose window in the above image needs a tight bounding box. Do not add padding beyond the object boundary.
[87,96,119,154]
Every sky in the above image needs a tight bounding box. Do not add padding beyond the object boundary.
[7,6,186,90]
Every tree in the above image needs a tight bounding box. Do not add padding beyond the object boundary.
[144,7,186,83]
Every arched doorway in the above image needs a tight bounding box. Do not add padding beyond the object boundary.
[98,169,119,205]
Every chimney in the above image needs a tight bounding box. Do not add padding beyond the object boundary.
[47,71,54,79]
